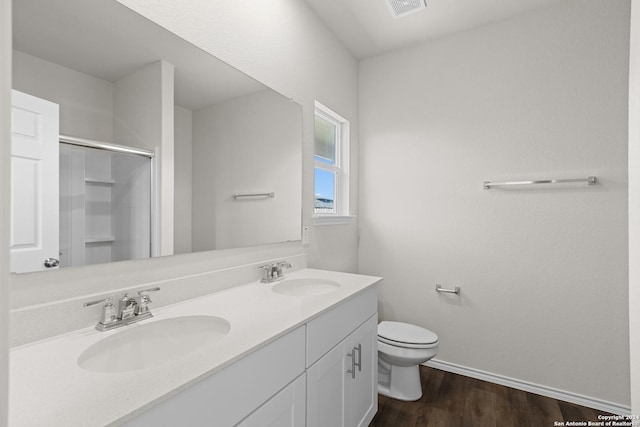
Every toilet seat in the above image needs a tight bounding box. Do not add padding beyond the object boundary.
[378,336,438,349]
[378,321,438,349]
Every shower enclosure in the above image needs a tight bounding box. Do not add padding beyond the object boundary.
[58,138,153,268]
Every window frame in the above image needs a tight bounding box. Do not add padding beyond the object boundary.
[313,101,351,222]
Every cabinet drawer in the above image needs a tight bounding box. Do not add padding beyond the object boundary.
[306,286,377,367]
[124,326,306,427]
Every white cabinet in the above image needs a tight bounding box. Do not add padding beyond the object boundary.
[306,315,378,427]
[236,374,306,427]
[126,285,378,427]
[306,286,378,427]
[124,326,306,427]
[306,335,348,427]
[349,315,378,427]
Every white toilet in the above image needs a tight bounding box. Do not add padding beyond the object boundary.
[377,321,439,401]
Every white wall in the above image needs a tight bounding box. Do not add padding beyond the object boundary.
[359,0,630,408]
[114,60,175,256]
[12,50,114,141]
[629,0,640,414]
[191,89,301,251]
[116,0,360,272]
[174,105,193,254]
[0,0,10,424]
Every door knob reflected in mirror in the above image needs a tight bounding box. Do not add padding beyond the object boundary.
[43,258,59,268]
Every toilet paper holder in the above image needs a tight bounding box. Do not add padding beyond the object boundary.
[435,284,460,295]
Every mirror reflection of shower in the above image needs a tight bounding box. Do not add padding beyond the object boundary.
[59,139,153,268]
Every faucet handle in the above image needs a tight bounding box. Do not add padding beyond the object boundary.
[136,287,160,315]
[83,296,112,308]
[84,296,117,325]
[138,287,160,300]
[275,260,292,277]
[258,263,275,282]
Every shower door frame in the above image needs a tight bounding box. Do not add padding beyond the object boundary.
[59,135,158,261]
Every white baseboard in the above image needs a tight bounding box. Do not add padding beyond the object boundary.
[424,359,631,416]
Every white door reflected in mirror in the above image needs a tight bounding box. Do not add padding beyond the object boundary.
[10,90,59,274]
[11,90,155,274]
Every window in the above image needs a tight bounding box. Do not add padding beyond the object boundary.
[314,101,349,218]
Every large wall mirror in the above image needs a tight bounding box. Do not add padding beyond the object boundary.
[11,0,302,274]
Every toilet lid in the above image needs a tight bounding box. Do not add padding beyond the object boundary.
[378,321,438,345]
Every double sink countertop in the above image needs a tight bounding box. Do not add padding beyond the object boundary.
[9,268,381,427]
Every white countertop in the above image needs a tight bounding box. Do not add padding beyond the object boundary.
[9,268,381,427]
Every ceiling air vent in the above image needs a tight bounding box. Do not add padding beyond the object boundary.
[387,0,426,18]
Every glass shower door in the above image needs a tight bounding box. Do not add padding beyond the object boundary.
[59,144,152,267]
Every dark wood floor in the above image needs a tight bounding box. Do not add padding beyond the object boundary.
[370,366,614,427]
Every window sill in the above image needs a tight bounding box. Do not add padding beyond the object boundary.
[312,215,357,226]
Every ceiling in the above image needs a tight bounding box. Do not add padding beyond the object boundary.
[303,0,568,59]
[13,0,569,105]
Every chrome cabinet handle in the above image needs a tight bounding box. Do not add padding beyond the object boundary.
[354,344,362,372]
[346,349,356,379]
[43,258,59,268]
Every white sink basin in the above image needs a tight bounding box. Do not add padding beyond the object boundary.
[78,315,230,373]
[272,278,341,296]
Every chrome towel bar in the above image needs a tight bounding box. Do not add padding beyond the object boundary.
[232,192,275,200]
[436,285,460,294]
[483,176,596,190]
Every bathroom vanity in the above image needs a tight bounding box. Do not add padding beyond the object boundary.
[9,269,380,426]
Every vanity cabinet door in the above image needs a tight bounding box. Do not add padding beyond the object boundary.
[236,374,306,427]
[306,313,378,427]
[347,314,378,427]
[306,338,349,427]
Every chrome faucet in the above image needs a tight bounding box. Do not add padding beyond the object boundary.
[258,260,292,283]
[135,288,157,316]
[84,287,160,331]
